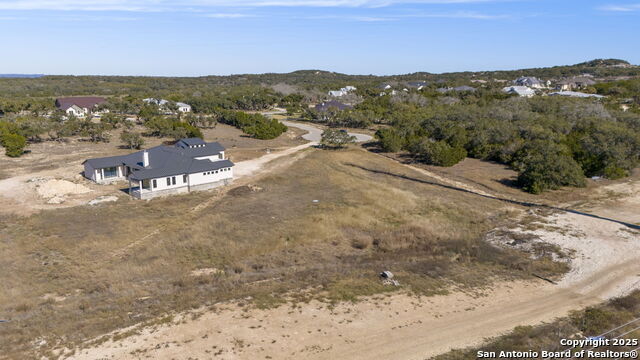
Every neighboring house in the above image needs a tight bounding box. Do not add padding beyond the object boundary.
[83,138,233,199]
[176,102,192,112]
[406,81,427,90]
[502,86,536,97]
[436,86,476,93]
[143,98,170,106]
[143,98,191,113]
[556,77,596,91]
[378,84,393,90]
[314,100,353,112]
[327,86,356,97]
[452,85,476,92]
[328,90,347,97]
[514,76,546,89]
[549,91,605,99]
[55,97,107,117]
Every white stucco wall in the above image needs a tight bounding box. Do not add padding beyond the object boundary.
[146,167,232,191]
[188,167,233,187]
[195,154,224,162]
[149,174,189,191]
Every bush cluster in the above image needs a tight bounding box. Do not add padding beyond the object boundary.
[217,110,287,140]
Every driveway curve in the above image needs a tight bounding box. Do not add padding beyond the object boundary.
[233,120,372,178]
[281,120,373,143]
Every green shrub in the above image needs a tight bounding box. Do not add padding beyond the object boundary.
[217,110,287,140]
[513,141,586,194]
[1,133,27,157]
[375,128,403,152]
[414,140,467,167]
[120,131,145,149]
[321,129,356,149]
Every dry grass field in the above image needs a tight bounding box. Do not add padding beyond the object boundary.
[0,147,566,359]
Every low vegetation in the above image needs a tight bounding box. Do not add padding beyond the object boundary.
[435,290,640,359]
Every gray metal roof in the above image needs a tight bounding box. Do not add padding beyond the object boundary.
[407,81,427,88]
[453,85,476,92]
[84,140,231,180]
[177,138,206,147]
[314,100,353,112]
[549,91,605,98]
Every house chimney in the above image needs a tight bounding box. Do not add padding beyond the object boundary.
[143,150,149,167]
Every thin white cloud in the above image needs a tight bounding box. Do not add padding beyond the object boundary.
[306,10,509,21]
[0,0,496,11]
[409,11,509,19]
[598,3,640,12]
[203,13,256,18]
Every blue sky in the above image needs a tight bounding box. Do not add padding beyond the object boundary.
[0,0,638,76]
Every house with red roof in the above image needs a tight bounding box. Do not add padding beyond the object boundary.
[55,97,107,117]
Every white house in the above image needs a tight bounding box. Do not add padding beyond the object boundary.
[55,97,107,117]
[143,98,191,113]
[66,104,85,117]
[328,86,356,97]
[513,77,546,89]
[143,98,169,106]
[176,102,192,112]
[328,90,346,97]
[83,138,233,199]
[502,86,536,97]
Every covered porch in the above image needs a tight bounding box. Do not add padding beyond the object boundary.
[128,178,153,200]
[95,165,128,183]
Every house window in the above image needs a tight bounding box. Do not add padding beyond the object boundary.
[166,177,171,186]
[103,166,118,178]
[172,176,176,185]
[183,175,187,183]
[152,179,157,188]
